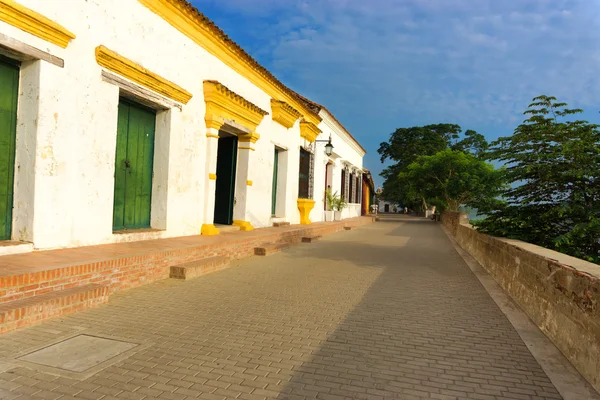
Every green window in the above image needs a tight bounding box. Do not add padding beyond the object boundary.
[113,99,156,230]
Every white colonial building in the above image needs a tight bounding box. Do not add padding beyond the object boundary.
[0,0,366,255]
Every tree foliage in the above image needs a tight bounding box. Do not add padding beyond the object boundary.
[377,124,489,208]
[399,149,504,212]
[478,95,600,262]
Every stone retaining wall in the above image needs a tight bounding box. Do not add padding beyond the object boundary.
[441,212,600,391]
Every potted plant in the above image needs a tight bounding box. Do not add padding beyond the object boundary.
[333,196,347,221]
[324,189,336,221]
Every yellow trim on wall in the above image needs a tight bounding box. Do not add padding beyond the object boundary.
[271,99,301,129]
[0,0,75,48]
[95,45,192,104]
[299,120,322,143]
[203,80,267,132]
[208,173,217,180]
[233,220,254,231]
[206,133,219,139]
[137,0,321,126]
[246,180,253,186]
[238,146,255,151]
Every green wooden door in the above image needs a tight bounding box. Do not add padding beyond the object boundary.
[0,58,19,240]
[271,148,279,216]
[113,99,156,230]
[214,136,238,225]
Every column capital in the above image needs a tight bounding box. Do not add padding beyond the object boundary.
[239,131,260,144]
[205,115,224,131]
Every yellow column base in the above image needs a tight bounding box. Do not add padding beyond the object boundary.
[297,198,315,225]
[201,224,220,235]
[233,220,254,231]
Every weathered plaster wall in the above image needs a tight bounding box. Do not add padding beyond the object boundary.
[1,0,365,250]
[441,212,600,392]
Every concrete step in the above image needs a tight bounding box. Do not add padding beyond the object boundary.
[170,256,230,280]
[254,242,291,256]
[301,235,322,243]
[273,222,290,227]
[0,284,109,334]
[214,224,241,233]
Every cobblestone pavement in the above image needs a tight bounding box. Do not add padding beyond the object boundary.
[0,217,566,399]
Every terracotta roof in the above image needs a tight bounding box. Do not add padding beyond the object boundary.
[170,0,320,122]
[172,0,366,155]
[293,92,367,154]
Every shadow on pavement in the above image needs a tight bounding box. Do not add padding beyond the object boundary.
[276,220,563,399]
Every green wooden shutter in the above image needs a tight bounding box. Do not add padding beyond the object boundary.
[298,149,310,199]
[0,58,19,240]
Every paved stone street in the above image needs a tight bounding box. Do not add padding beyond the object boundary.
[0,218,566,399]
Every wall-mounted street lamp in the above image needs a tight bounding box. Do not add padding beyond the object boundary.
[314,135,334,156]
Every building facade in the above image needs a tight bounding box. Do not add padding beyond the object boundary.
[0,0,366,255]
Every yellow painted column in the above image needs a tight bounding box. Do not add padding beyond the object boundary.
[201,127,221,235]
[232,132,259,231]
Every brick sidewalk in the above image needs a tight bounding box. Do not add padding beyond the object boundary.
[0,218,565,399]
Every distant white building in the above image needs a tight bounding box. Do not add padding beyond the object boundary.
[378,200,400,213]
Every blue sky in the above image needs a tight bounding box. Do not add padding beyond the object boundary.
[194,0,600,187]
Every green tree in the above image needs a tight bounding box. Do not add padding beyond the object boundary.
[378,124,488,209]
[478,95,600,262]
[399,149,504,212]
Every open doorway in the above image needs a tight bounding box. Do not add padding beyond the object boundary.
[214,133,238,225]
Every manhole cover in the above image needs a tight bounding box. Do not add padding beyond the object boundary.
[18,334,137,373]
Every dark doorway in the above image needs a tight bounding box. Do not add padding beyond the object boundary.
[214,135,238,225]
[384,204,390,213]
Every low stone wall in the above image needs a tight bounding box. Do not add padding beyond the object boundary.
[441,212,600,391]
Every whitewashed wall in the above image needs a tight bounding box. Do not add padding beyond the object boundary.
[312,112,365,222]
[1,0,365,250]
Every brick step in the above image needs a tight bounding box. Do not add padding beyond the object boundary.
[272,222,290,227]
[254,242,292,256]
[344,226,356,231]
[0,284,109,334]
[169,256,230,280]
[0,266,113,304]
[302,235,322,243]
